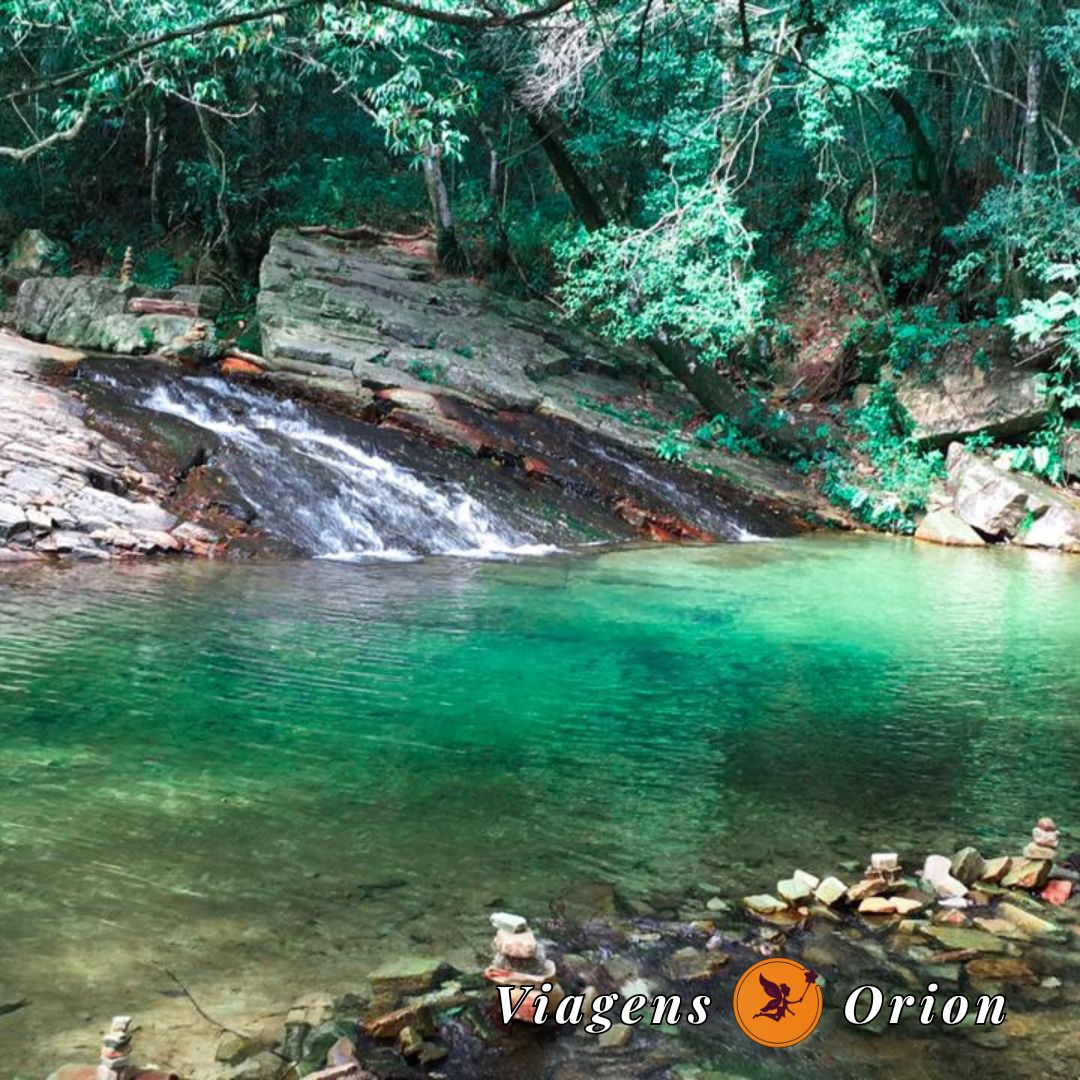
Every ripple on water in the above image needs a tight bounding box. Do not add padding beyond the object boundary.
[1,535,1079,1072]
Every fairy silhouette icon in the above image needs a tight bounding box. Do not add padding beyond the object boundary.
[753,967,818,1023]
[733,958,823,1047]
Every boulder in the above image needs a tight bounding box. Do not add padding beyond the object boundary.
[3,228,68,285]
[14,275,220,357]
[893,349,1047,446]
[946,444,1080,549]
[914,507,985,547]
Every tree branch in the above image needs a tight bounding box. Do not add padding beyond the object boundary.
[2,0,578,105]
[0,100,92,161]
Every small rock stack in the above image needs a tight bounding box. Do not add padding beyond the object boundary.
[96,1017,136,1080]
[1027,816,1059,860]
[484,911,563,1022]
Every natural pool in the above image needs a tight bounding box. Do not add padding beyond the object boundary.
[2,534,1080,1075]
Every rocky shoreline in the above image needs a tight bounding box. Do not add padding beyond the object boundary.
[0,333,222,562]
[5,228,1080,559]
[32,816,1080,1080]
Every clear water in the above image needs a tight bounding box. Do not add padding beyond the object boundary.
[2,535,1079,1073]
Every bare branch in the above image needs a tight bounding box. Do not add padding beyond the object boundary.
[0,100,92,161]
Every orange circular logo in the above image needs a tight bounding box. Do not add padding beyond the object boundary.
[732,958,823,1047]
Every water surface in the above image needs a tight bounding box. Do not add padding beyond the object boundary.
[2,536,1079,1072]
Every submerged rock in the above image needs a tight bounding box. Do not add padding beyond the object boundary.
[368,957,454,999]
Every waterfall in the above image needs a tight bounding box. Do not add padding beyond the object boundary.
[111,374,556,560]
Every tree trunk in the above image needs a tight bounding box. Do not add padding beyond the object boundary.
[525,110,608,231]
[1023,46,1041,177]
[422,142,465,270]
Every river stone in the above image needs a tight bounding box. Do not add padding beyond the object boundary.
[0,500,28,538]
[981,856,1011,883]
[857,896,896,915]
[847,878,890,903]
[965,956,1037,989]
[814,876,848,907]
[893,349,1047,446]
[368,957,452,998]
[598,1023,634,1049]
[997,901,1058,938]
[215,1032,256,1065]
[951,847,986,886]
[1001,858,1051,891]
[663,946,730,981]
[742,894,787,915]
[914,507,985,547]
[921,926,1009,954]
[777,877,812,904]
[363,1003,433,1041]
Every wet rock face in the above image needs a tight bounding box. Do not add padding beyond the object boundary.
[945,443,1080,551]
[14,277,222,359]
[252,230,816,541]
[257,231,664,413]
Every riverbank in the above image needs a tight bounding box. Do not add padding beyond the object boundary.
[30,819,1080,1080]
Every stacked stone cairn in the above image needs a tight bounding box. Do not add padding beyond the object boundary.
[483,911,563,1022]
[96,1017,136,1080]
[741,816,1075,926]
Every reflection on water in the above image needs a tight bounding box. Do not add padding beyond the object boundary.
[1,535,1079,1073]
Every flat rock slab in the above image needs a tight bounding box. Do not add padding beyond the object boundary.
[0,332,204,560]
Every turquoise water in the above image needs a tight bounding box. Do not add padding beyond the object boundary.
[2,535,1080,1073]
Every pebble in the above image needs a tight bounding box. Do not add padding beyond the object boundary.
[776,878,812,904]
[742,894,787,915]
[597,1024,633,1050]
[813,876,848,906]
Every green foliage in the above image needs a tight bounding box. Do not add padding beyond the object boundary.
[655,430,690,463]
[132,249,182,289]
[557,185,770,364]
[814,384,945,533]
[405,358,447,384]
[574,396,667,432]
[692,414,764,457]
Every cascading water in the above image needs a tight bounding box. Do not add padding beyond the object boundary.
[90,371,556,560]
